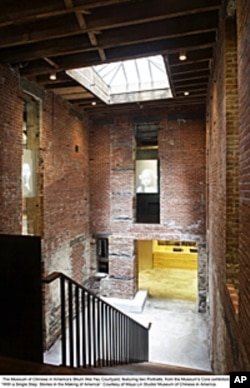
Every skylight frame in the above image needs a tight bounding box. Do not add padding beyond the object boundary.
[66,55,173,105]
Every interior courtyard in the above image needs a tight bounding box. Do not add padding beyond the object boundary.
[0,0,250,375]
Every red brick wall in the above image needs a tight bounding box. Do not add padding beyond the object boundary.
[0,65,92,348]
[42,92,90,280]
[41,92,91,347]
[237,0,250,370]
[159,116,206,235]
[89,121,111,232]
[0,65,23,235]
[90,113,206,298]
[207,0,250,373]
[225,17,239,287]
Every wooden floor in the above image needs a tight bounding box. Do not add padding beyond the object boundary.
[0,356,212,375]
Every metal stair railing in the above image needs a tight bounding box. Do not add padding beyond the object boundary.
[43,272,150,368]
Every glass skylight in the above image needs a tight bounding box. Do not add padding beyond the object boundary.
[66,55,173,105]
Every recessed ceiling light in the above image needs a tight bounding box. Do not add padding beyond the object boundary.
[49,72,57,80]
[179,51,187,61]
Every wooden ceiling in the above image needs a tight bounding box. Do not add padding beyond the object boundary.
[0,0,222,117]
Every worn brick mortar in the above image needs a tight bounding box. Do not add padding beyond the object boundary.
[40,92,92,348]
[0,67,93,349]
[0,64,23,234]
[90,115,206,298]
[237,0,250,371]
[206,0,250,372]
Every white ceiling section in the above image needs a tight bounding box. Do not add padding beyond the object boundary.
[67,55,173,104]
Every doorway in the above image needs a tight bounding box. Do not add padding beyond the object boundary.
[137,240,198,301]
[134,239,211,370]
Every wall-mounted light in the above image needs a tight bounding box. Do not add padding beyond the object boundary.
[91,101,97,106]
[49,72,57,81]
[179,51,187,61]
[184,91,189,96]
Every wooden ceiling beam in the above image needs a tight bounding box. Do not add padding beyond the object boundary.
[0,13,216,60]
[83,97,206,117]
[104,33,216,63]
[1,30,216,65]
[0,0,132,27]
[85,0,221,31]
[170,61,210,75]
[168,48,214,66]
[97,11,218,47]
[174,80,208,89]
[63,0,106,62]
[18,52,101,77]
[172,72,210,82]
[0,0,218,47]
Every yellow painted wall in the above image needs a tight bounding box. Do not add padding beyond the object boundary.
[137,240,153,270]
[152,240,198,270]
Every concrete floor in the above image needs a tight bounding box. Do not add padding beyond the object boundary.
[128,297,211,371]
[44,296,211,372]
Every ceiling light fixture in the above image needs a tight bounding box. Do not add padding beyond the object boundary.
[179,51,187,61]
[49,72,57,80]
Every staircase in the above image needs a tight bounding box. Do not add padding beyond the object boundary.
[43,272,150,369]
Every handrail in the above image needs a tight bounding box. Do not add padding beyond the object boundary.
[43,272,149,368]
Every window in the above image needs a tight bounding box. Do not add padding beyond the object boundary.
[134,122,160,223]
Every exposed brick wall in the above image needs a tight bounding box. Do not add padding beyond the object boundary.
[225,17,239,288]
[207,0,250,373]
[89,121,111,232]
[0,65,23,235]
[0,65,92,349]
[237,0,250,370]
[90,113,206,298]
[42,92,90,278]
[159,116,206,236]
[41,92,91,348]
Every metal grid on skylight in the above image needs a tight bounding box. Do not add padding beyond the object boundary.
[66,55,173,104]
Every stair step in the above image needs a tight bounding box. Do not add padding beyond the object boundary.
[82,362,213,375]
[0,356,212,375]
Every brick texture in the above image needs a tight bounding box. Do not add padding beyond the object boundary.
[237,0,250,371]
[207,0,250,373]
[90,114,206,298]
[0,65,23,234]
[41,92,91,347]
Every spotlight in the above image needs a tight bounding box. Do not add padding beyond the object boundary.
[179,51,187,61]
[49,72,57,80]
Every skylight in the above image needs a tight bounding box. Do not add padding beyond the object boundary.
[66,55,173,105]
